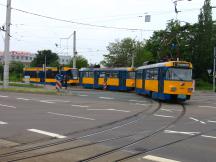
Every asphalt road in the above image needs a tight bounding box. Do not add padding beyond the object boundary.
[0,89,216,162]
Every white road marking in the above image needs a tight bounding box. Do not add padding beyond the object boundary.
[164,130,200,135]
[0,121,8,125]
[45,99,71,103]
[79,94,88,97]
[99,97,114,100]
[165,130,216,140]
[87,108,130,113]
[0,95,8,98]
[199,105,216,109]
[208,120,216,123]
[28,129,66,139]
[71,104,89,108]
[128,99,147,103]
[143,155,181,162]
[189,117,199,122]
[154,114,175,118]
[16,98,31,101]
[189,117,206,124]
[133,103,149,106]
[39,100,55,104]
[201,135,216,139]
[48,112,95,121]
[199,121,206,124]
[0,104,16,109]
[161,109,173,112]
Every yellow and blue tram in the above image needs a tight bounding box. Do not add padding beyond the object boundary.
[135,61,193,101]
[23,67,58,85]
[60,67,79,85]
[23,67,79,86]
[23,61,193,101]
[79,67,135,91]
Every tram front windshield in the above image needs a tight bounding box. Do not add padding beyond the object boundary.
[166,68,192,81]
[69,70,78,79]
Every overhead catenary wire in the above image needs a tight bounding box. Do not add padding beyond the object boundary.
[0,3,153,32]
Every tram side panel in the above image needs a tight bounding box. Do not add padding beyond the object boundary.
[80,71,94,89]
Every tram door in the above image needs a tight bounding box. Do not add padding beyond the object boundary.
[119,71,126,89]
[158,68,164,93]
[142,70,145,90]
[94,71,99,88]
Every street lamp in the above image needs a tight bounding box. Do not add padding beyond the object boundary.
[58,31,77,68]
[173,0,192,18]
[213,47,216,92]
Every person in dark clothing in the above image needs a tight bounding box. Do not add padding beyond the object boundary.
[64,74,69,90]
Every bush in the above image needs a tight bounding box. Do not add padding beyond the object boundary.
[195,79,213,90]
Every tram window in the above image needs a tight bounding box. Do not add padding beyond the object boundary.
[106,72,111,78]
[99,72,105,78]
[83,71,94,78]
[136,70,142,79]
[89,72,94,78]
[109,72,118,78]
[25,71,37,78]
[71,70,78,79]
[166,68,192,81]
[46,70,58,78]
[153,69,158,80]
[83,72,88,77]
[83,72,89,77]
[146,68,158,80]
[128,72,135,79]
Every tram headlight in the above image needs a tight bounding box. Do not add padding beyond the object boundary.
[188,88,193,92]
[170,87,177,92]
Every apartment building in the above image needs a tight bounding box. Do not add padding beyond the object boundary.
[0,51,71,66]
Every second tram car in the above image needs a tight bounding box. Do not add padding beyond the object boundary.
[79,67,135,91]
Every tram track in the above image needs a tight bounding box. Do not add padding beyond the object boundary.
[3,101,216,162]
[77,103,186,162]
[0,99,161,161]
[115,127,216,162]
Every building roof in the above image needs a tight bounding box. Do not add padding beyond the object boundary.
[0,51,34,56]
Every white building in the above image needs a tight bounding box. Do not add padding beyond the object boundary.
[0,51,71,66]
[58,55,71,65]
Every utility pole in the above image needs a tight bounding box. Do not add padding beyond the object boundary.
[3,0,12,88]
[213,47,216,92]
[131,52,134,68]
[73,31,77,68]
[44,55,46,87]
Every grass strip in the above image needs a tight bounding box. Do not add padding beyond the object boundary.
[0,87,56,95]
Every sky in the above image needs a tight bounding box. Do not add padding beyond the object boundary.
[0,0,215,64]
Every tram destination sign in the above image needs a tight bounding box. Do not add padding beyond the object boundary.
[174,62,190,68]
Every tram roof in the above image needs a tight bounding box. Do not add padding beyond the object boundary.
[23,67,58,71]
[137,61,192,70]
[61,67,77,71]
[79,67,135,72]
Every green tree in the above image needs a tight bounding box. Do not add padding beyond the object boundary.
[146,20,195,62]
[102,38,154,67]
[193,0,214,79]
[134,41,154,66]
[9,61,24,81]
[103,38,135,67]
[31,50,59,67]
[68,55,88,69]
